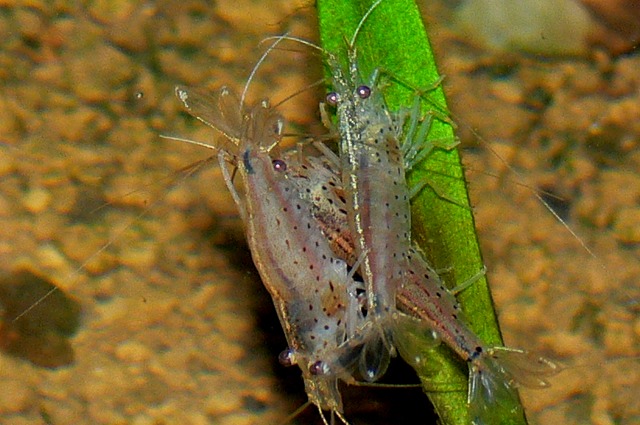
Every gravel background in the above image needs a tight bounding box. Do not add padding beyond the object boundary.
[0,1,638,424]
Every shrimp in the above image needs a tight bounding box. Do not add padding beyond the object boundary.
[173,85,368,425]
[315,24,418,385]
[282,145,560,425]
[263,0,469,391]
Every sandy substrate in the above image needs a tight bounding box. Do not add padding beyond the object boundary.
[0,1,638,425]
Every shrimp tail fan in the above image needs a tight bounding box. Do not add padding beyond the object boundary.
[468,347,560,425]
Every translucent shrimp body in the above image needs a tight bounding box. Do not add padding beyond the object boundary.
[324,43,416,382]
[175,86,365,424]
[284,150,560,425]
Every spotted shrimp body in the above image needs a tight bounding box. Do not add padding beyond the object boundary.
[320,37,421,382]
[283,145,560,425]
[174,86,367,425]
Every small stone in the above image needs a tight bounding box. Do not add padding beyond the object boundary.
[36,243,68,270]
[2,416,39,425]
[613,207,640,244]
[115,340,152,363]
[205,387,243,416]
[51,183,78,214]
[490,79,524,104]
[58,223,106,263]
[453,0,592,55]
[603,319,635,356]
[0,149,15,177]
[86,0,135,25]
[22,186,51,213]
[0,380,34,413]
[119,242,157,271]
[68,44,136,103]
[45,105,112,143]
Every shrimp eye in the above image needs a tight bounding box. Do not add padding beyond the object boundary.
[272,159,287,172]
[326,92,339,106]
[356,85,371,99]
[278,348,295,367]
[309,360,330,376]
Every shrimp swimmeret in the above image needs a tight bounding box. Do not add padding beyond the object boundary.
[173,85,368,425]
[283,148,560,425]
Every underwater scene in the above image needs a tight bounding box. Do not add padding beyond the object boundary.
[0,1,638,424]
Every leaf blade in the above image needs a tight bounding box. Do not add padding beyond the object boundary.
[316,1,527,424]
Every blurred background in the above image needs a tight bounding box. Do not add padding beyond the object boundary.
[0,1,638,424]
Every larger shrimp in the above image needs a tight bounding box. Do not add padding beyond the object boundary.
[174,85,367,425]
[283,145,560,425]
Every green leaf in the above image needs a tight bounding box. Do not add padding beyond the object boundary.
[316,1,527,424]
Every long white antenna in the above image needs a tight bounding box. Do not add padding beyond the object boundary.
[240,32,289,112]
[349,0,385,47]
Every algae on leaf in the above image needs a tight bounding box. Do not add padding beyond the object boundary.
[315,1,527,424]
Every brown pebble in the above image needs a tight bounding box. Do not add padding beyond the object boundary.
[22,187,51,213]
[0,380,34,413]
[613,207,640,244]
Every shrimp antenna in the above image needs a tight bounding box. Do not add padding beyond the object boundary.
[262,35,327,55]
[240,32,289,112]
[282,401,312,425]
[159,134,217,152]
[272,78,326,108]
[469,126,604,265]
[349,0,385,47]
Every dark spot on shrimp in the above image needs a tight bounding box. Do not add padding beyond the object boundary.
[468,346,483,361]
[242,150,254,174]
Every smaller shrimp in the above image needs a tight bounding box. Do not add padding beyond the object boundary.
[173,84,371,425]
